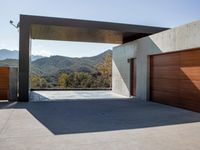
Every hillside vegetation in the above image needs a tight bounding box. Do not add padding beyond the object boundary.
[0,50,112,89]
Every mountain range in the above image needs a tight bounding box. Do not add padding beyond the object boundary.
[0,49,44,61]
[0,49,112,76]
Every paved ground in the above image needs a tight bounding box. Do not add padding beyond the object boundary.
[30,90,128,101]
[0,99,200,150]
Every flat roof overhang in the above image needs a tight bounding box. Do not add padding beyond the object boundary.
[21,15,168,43]
[18,15,169,102]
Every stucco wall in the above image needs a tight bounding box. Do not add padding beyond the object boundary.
[112,20,200,100]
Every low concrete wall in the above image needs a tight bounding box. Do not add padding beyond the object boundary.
[9,67,18,101]
[112,20,200,100]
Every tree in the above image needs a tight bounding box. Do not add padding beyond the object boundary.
[67,72,94,88]
[58,73,69,88]
[31,75,49,88]
[97,54,112,87]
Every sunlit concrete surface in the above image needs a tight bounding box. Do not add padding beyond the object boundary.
[112,20,200,100]
[0,100,200,150]
[30,90,128,101]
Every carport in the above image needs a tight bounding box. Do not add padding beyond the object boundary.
[19,14,167,101]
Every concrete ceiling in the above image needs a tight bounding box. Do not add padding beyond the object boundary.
[31,24,123,44]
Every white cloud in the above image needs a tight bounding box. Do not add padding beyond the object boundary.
[0,43,6,49]
[31,42,53,56]
[32,49,53,57]
[0,42,18,50]
[31,40,118,57]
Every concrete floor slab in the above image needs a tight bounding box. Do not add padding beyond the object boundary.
[0,109,52,138]
[0,100,200,150]
[30,90,128,101]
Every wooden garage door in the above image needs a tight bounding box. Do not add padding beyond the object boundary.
[150,49,200,112]
[0,67,9,100]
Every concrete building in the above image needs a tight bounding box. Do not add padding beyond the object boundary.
[18,14,167,101]
[17,15,200,112]
[112,20,200,112]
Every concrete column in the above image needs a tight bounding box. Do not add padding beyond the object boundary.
[135,52,149,101]
[19,15,31,102]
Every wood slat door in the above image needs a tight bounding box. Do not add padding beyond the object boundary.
[150,49,200,112]
[130,58,136,96]
[0,67,9,100]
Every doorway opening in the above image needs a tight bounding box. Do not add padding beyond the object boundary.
[130,58,136,96]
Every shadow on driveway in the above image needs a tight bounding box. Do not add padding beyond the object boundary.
[0,99,200,135]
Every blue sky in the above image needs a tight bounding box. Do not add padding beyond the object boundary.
[0,0,200,57]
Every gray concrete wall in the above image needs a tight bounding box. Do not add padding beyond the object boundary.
[9,67,18,101]
[112,42,137,97]
[112,20,200,100]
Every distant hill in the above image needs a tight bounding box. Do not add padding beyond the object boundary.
[0,50,112,76]
[0,49,44,61]
[0,59,18,67]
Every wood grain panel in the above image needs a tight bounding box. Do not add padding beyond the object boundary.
[180,80,200,91]
[180,80,200,103]
[177,98,200,112]
[180,67,200,81]
[0,67,9,100]
[0,76,9,83]
[0,90,8,100]
[181,49,200,67]
[151,90,180,106]
[150,49,200,112]
[130,58,136,96]
[0,84,9,89]
[0,68,9,74]
[151,52,179,66]
[151,79,179,93]
[151,66,180,79]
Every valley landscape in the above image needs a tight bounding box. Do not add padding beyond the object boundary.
[0,49,112,89]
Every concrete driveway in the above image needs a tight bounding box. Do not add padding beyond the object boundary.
[0,99,200,150]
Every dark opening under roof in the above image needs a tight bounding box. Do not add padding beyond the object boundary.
[20,15,168,44]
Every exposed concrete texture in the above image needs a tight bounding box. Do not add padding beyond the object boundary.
[31,24,123,44]
[112,20,200,100]
[8,67,18,101]
[19,15,32,102]
[0,100,200,150]
[112,42,137,96]
[28,15,167,44]
[19,14,167,102]
[147,20,200,53]
[30,90,128,101]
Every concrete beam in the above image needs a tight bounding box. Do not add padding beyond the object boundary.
[31,24,123,44]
